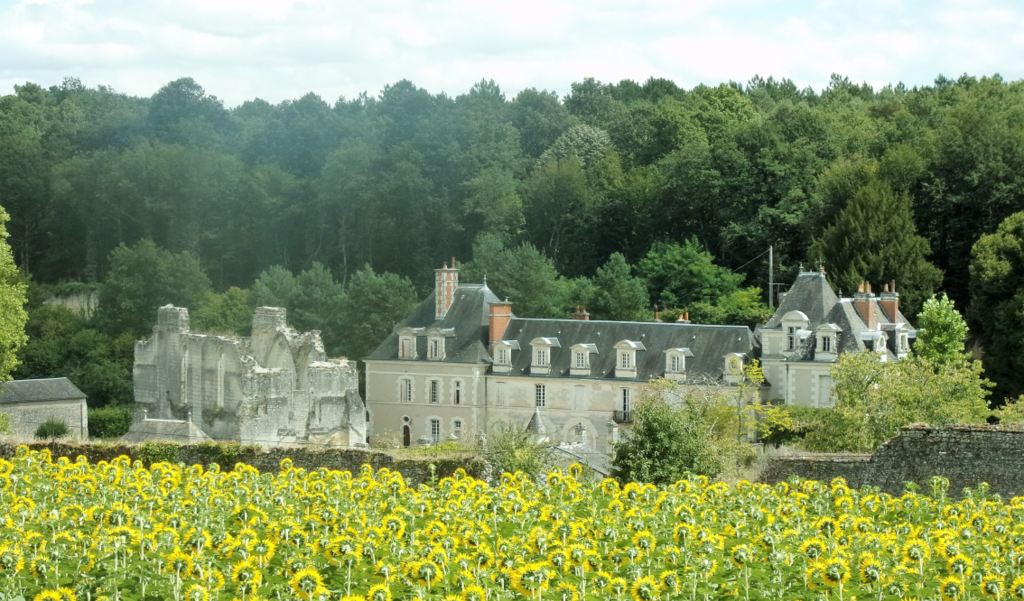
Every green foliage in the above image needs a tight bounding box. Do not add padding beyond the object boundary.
[252,262,345,354]
[462,234,572,318]
[87,406,133,439]
[993,396,1024,425]
[194,441,259,468]
[0,412,9,434]
[915,294,969,365]
[611,377,758,484]
[96,239,212,337]
[337,265,419,362]
[484,422,554,481]
[16,304,134,407]
[638,238,744,308]
[801,352,992,452]
[192,287,254,335]
[0,204,28,384]
[587,253,649,321]
[34,417,69,440]
[137,441,180,465]
[685,287,773,329]
[808,180,942,317]
[969,211,1024,402]
[538,124,613,170]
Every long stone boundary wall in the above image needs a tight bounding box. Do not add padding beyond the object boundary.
[0,441,485,487]
[760,424,1024,498]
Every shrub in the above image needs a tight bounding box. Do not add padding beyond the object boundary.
[194,441,258,468]
[88,406,133,439]
[484,422,554,481]
[0,412,8,434]
[137,441,180,465]
[35,417,69,440]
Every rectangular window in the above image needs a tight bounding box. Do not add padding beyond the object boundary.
[822,336,832,352]
[575,352,586,368]
[535,349,548,366]
[621,352,631,369]
[670,355,681,372]
[495,382,506,406]
[788,327,795,351]
[400,338,414,358]
[535,384,546,407]
[430,419,441,443]
[430,380,439,404]
[498,348,507,364]
[622,388,631,413]
[401,379,412,403]
[455,381,461,405]
[430,340,441,359]
[454,419,462,429]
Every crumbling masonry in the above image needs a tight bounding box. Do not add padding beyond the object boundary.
[123,306,366,447]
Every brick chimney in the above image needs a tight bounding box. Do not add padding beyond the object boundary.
[880,280,899,322]
[488,299,514,353]
[571,305,590,321]
[677,312,690,324]
[853,281,876,329]
[435,258,459,319]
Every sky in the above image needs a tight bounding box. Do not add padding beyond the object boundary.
[1,0,1023,107]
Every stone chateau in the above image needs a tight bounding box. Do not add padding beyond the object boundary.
[364,262,753,458]
[365,262,917,455]
[123,305,366,447]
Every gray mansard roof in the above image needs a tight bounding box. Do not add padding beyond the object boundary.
[0,378,86,404]
[500,318,753,381]
[763,270,838,330]
[365,284,501,364]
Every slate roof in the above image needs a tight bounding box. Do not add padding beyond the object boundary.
[500,318,753,381]
[365,284,501,364]
[0,378,86,404]
[763,271,838,330]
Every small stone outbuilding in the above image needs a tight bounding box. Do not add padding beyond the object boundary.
[124,305,366,447]
[0,378,88,439]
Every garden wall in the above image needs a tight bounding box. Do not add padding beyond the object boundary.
[760,424,1024,498]
[0,441,486,487]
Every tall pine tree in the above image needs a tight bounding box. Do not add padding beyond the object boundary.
[808,180,942,317]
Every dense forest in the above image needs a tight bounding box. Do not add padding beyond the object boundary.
[3,72,1024,406]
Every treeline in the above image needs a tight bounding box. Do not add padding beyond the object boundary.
[4,73,1024,398]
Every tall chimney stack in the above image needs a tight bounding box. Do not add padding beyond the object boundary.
[488,299,514,353]
[880,280,900,322]
[434,260,459,319]
[854,281,876,329]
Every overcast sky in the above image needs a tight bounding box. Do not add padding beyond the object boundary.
[2,0,1023,107]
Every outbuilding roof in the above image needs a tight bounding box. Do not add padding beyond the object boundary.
[0,378,86,404]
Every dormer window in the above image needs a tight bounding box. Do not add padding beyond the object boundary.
[397,327,424,360]
[781,311,810,354]
[614,340,645,379]
[664,348,694,381]
[814,324,841,362]
[529,337,561,376]
[429,338,444,360]
[569,343,598,376]
[424,327,455,361]
[492,340,520,374]
[723,353,748,385]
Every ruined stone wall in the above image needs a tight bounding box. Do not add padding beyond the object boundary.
[760,424,1024,498]
[0,441,484,487]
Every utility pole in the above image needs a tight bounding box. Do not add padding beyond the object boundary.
[768,245,774,309]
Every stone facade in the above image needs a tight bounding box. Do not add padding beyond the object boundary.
[125,306,366,447]
[760,424,1024,498]
[365,261,754,465]
[758,270,915,407]
[0,378,88,439]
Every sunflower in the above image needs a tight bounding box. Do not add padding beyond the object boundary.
[821,558,851,587]
[860,559,883,584]
[629,575,661,601]
[799,538,827,560]
[947,554,973,578]
[32,592,63,601]
[460,584,485,601]
[1011,575,1024,600]
[165,546,193,576]
[902,539,931,564]
[939,576,965,601]
[230,557,263,589]
[981,574,1003,600]
[289,567,328,600]
[183,584,210,601]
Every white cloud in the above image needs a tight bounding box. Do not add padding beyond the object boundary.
[0,0,1022,106]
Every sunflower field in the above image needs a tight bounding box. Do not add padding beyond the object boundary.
[1,446,1022,601]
